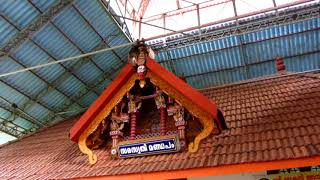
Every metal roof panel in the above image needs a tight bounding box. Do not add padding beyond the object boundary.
[74,0,119,39]
[25,103,51,122]
[53,6,101,52]
[0,17,18,48]
[56,75,86,98]
[30,0,58,12]
[11,40,65,83]
[31,23,81,68]
[0,0,39,29]
[73,61,103,85]
[0,57,47,98]
[40,90,70,111]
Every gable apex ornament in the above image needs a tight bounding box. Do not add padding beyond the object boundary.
[69,41,225,165]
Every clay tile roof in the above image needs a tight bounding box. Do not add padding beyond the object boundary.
[0,72,320,179]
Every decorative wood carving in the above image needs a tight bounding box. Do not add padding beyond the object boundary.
[147,72,215,153]
[78,74,138,165]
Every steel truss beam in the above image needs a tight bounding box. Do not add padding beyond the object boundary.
[149,4,320,51]
[145,0,317,41]
[0,93,45,128]
[158,26,320,64]
[0,115,29,138]
[156,26,320,80]
[0,123,24,138]
[0,0,73,57]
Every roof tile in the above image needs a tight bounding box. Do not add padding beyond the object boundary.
[1,73,320,179]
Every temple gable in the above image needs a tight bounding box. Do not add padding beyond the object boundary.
[69,41,225,164]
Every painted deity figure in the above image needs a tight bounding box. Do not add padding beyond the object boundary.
[127,93,141,113]
[110,106,125,132]
[154,88,166,109]
[173,105,184,122]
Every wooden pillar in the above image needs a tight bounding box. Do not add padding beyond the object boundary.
[130,113,137,140]
[160,107,166,136]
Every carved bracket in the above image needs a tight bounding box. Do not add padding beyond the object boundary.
[77,75,137,165]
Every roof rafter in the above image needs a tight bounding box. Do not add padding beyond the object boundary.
[0,124,22,138]
[0,114,30,138]
[0,116,28,138]
[99,0,134,42]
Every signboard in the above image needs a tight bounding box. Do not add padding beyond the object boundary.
[117,135,180,158]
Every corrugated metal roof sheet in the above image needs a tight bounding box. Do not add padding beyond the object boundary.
[30,0,59,12]
[155,17,320,88]
[0,0,40,29]
[0,0,131,141]
[0,17,18,48]
[11,40,65,83]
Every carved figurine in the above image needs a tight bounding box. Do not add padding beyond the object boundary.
[127,93,141,113]
[86,119,108,149]
[173,107,184,123]
[154,88,166,109]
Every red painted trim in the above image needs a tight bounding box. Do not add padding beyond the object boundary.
[71,156,320,180]
[146,56,221,129]
[69,64,135,142]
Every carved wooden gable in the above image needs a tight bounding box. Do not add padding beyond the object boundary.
[69,42,226,165]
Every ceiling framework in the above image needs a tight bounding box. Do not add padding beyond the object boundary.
[146,1,320,50]
[0,0,132,140]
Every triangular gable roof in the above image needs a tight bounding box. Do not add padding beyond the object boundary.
[69,56,222,142]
